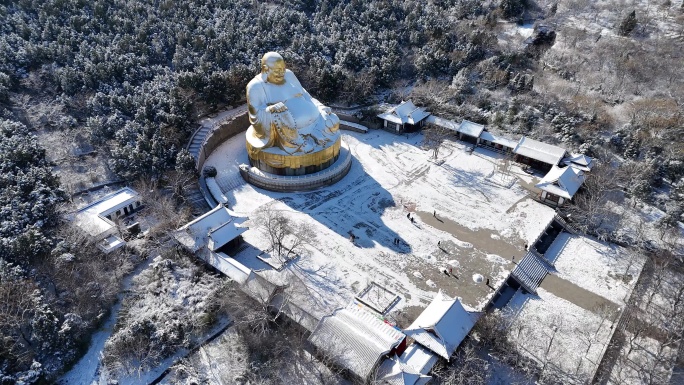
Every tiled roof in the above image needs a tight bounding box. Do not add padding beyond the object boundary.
[514,136,567,166]
[309,306,405,380]
[378,100,431,125]
[403,291,481,360]
[535,165,585,199]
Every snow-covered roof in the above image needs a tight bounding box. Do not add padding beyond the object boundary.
[375,356,432,385]
[377,100,431,125]
[175,204,248,253]
[562,153,594,172]
[479,131,518,148]
[398,343,439,375]
[308,306,405,380]
[74,187,140,238]
[535,166,585,199]
[403,291,481,360]
[513,136,567,166]
[458,120,485,138]
[425,115,459,131]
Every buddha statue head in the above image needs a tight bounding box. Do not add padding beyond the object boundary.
[261,52,286,85]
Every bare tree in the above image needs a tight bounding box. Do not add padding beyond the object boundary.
[422,123,452,159]
[565,162,621,235]
[255,206,313,263]
[620,305,650,357]
[431,341,489,385]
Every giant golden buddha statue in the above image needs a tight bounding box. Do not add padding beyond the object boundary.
[245,52,341,176]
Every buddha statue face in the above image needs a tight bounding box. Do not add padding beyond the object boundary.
[262,53,286,85]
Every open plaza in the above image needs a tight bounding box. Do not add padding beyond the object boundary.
[186,120,645,383]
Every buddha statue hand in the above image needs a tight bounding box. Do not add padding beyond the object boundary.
[267,102,287,113]
[324,112,340,133]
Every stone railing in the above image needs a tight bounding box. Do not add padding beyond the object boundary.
[239,145,353,192]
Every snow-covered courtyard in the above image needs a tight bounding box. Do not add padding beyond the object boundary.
[204,129,556,321]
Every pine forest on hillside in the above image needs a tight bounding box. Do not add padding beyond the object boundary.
[0,0,682,384]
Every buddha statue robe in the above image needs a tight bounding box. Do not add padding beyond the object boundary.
[246,69,340,155]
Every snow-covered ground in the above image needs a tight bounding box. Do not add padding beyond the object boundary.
[544,232,645,306]
[505,288,615,384]
[204,130,556,319]
[606,332,678,385]
[58,255,155,385]
[502,227,648,383]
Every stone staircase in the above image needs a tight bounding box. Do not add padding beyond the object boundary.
[185,185,210,213]
[188,124,211,159]
[511,251,549,294]
[217,175,246,192]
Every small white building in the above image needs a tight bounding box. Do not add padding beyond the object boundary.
[403,290,482,360]
[73,187,143,253]
[513,136,568,172]
[377,100,431,134]
[535,165,586,207]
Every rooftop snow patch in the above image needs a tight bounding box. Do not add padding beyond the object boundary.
[535,166,585,199]
[376,355,432,385]
[378,100,431,125]
[457,120,485,138]
[514,136,567,166]
[308,306,405,381]
[479,131,518,149]
[425,115,459,131]
[397,343,439,375]
[404,290,482,360]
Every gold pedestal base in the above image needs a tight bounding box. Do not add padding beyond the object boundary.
[247,137,341,173]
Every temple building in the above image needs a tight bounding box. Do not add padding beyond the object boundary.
[377,100,431,134]
[535,165,586,207]
[72,187,142,253]
[513,136,568,172]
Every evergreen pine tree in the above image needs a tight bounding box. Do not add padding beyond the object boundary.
[618,10,637,36]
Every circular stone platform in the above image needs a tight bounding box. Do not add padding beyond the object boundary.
[246,126,341,176]
[239,140,352,192]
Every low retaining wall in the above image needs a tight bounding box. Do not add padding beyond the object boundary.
[196,112,250,173]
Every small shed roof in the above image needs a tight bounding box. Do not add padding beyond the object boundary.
[479,131,518,149]
[378,100,431,125]
[514,136,567,166]
[458,120,485,138]
[425,115,459,131]
[309,306,405,380]
[403,291,481,360]
[562,153,595,172]
[535,166,585,199]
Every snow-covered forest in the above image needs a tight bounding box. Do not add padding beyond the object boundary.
[0,0,682,383]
